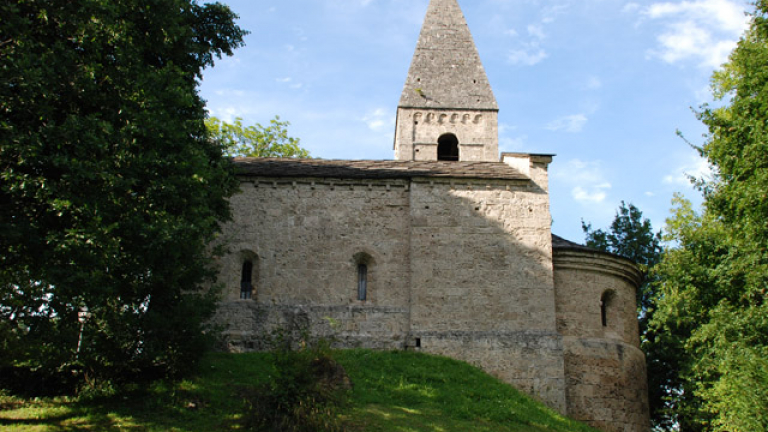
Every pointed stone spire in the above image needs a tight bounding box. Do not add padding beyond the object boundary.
[394,0,499,162]
[399,0,498,110]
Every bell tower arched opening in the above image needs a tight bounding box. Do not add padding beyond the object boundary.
[437,133,459,161]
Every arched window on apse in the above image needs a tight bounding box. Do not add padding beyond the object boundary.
[437,133,459,161]
[241,260,254,300]
[600,290,614,327]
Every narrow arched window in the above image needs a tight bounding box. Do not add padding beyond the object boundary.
[357,264,368,301]
[241,260,253,300]
[437,133,459,161]
[601,291,613,327]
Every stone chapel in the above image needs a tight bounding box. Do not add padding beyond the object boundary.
[212,0,651,431]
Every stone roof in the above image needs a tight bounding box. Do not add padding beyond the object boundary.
[552,234,642,266]
[551,234,597,252]
[398,0,498,111]
[233,158,528,181]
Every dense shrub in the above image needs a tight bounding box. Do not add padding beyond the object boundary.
[241,332,351,432]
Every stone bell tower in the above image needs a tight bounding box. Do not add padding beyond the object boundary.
[394,0,499,162]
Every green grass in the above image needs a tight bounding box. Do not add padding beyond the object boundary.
[0,350,598,432]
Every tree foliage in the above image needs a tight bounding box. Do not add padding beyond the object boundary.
[206,116,310,158]
[648,3,768,430]
[0,0,245,389]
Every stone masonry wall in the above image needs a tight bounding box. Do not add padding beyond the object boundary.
[211,178,412,350]
[562,338,650,432]
[395,108,499,162]
[213,302,408,352]
[553,250,650,432]
[407,178,566,411]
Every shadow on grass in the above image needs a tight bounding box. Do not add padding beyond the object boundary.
[344,404,572,432]
[0,389,243,432]
[336,350,598,432]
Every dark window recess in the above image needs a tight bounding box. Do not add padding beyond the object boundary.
[415,338,422,348]
[241,260,254,300]
[358,264,368,301]
[600,291,612,327]
[437,134,459,161]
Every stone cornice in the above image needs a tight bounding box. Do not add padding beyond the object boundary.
[553,249,643,287]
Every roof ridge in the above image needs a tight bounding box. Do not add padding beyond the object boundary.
[232,158,528,181]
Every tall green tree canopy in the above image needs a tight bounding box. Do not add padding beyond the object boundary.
[649,2,768,430]
[206,116,310,158]
[0,0,245,387]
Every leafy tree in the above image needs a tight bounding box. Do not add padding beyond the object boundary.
[0,0,245,390]
[648,3,768,430]
[206,116,310,158]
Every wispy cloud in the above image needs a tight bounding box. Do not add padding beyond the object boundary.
[508,45,548,66]
[623,3,641,14]
[663,154,713,186]
[499,123,526,152]
[586,76,602,90]
[641,0,750,68]
[546,114,588,133]
[554,159,613,205]
[542,4,570,24]
[573,184,612,204]
[527,24,547,40]
[361,108,394,133]
[275,77,304,90]
[505,3,570,66]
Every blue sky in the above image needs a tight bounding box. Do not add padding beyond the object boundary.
[200,0,752,242]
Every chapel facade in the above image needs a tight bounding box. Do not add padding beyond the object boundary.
[212,1,650,431]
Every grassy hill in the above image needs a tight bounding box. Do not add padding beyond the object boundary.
[0,350,599,432]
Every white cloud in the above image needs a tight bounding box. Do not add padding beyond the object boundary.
[361,108,394,132]
[508,45,548,66]
[642,0,750,68]
[542,4,570,24]
[498,123,517,135]
[505,5,565,67]
[646,0,747,33]
[214,89,245,97]
[663,154,713,186]
[546,114,588,133]
[573,185,611,204]
[500,136,527,152]
[554,159,613,205]
[210,106,243,123]
[623,3,641,13]
[528,24,547,40]
[276,77,304,90]
[586,76,602,90]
